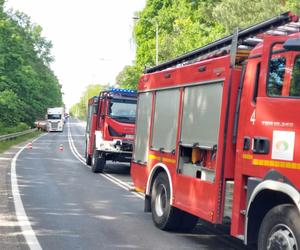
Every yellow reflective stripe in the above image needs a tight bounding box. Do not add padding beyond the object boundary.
[135,187,145,193]
[242,154,253,160]
[148,154,160,161]
[252,159,300,169]
[243,154,300,169]
[148,154,176,164]
[162,157,176,164]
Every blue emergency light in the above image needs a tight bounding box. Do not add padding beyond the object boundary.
[109,88,137,94]
[93,96,98,103]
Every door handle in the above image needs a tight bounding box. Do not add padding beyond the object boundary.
[243,137,251,150]
[253,137,269,154]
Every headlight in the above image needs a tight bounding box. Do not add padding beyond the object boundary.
[125,134,134,139]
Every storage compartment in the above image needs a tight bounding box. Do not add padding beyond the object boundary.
[177,82,222,182]
[178,145,217,182]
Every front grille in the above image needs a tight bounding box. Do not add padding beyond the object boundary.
[50,122,58,129]
[120,141,133,152]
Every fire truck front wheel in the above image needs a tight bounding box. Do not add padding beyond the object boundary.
[258,204,300,250]
[85,147,92,166]
[86,154,92,166]
[91,151,106,173]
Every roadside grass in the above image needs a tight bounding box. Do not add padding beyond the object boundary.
[0,122,30,136]
[0,131,43,153]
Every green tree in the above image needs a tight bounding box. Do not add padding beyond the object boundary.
[69,103,80,118]
[133,0,222,67]
[286,0,300,14]
[0,90,23,126]
[0,6,62,127]
[212,0,296,33]
[117,0,300,91]
[116,65,142,89]
[70,84,104,119]
[117,0,222,86]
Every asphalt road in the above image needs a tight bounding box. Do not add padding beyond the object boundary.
[0,118,250,250]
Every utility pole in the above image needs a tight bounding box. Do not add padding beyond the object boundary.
[155,21,158,65]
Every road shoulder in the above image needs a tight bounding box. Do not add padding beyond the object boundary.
[0,141,31,250]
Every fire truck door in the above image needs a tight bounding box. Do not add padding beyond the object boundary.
[231,36,293,235]
[97,98,106,131]
[236,35,293,175]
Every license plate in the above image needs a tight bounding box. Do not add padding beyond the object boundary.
[125,134,134,139]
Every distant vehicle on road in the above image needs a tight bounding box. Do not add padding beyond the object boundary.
[64,113,69,123]
[47,107,65,132]
[85,88,137,173]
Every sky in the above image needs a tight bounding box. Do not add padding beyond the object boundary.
[5,0,146,110]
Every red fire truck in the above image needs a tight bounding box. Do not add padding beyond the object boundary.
[85,88,137,173]
[131,12,300,249]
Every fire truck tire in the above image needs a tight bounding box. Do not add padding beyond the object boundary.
[91,151,106,173]
[258,204,300,250]
[85,147,92,166]
[151,172,180,230]
[86,155,92,166]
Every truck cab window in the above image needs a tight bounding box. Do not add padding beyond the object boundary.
[267,56,286,96]
[290,55,300,97]
[108,99,137,123]
[47,114,61,119]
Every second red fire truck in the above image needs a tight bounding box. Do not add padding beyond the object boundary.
[131,12,300,249]
[85,88,137,173]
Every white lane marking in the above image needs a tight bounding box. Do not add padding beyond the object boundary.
[104,173,133,189]
[67,123,144,199]
[0,157,13,161]
[11,133,47,250]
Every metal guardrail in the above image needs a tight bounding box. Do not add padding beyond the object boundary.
[0,128,37,142]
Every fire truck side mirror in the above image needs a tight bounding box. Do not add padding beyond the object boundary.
[92,104,98,114]
[283,38,300,51]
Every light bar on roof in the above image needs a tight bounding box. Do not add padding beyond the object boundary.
[93,96,98,103]
[109,88,137,94]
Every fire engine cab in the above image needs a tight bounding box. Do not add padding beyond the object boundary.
[85,88,137,173]
[131,12,300,249]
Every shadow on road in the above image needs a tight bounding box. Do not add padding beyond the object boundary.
[173,220,255,250]
[103,162,131,175]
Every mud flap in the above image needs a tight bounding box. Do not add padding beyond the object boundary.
[144,194,151,212]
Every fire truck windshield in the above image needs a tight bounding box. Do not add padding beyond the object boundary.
[48,114,62,120]
[108,99,136,123]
